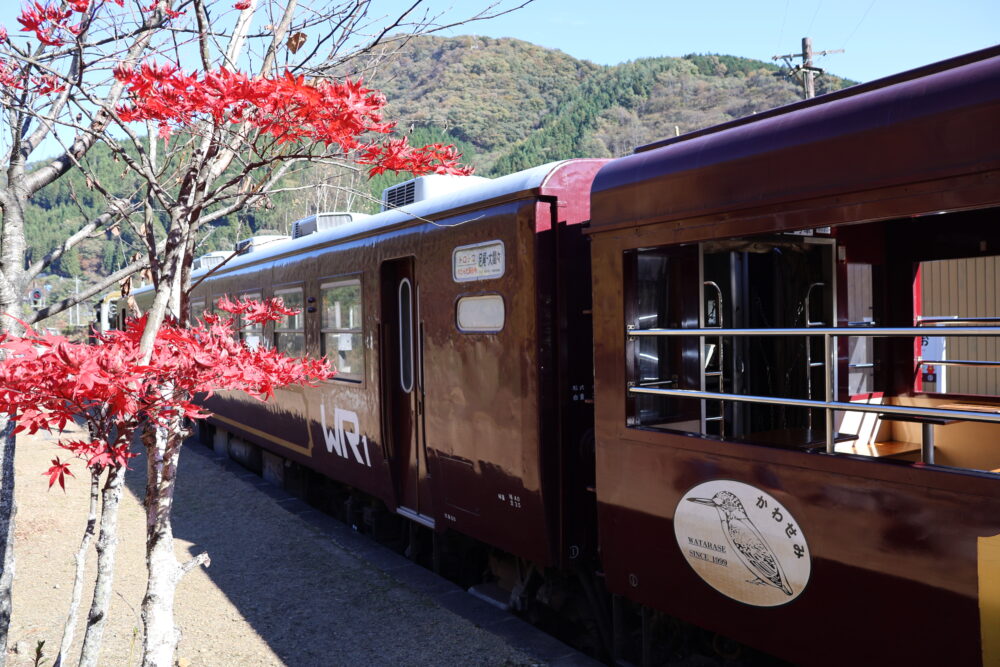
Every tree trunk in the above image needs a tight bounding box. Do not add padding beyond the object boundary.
[77,465,125,667]
[0,418,16,667]
[0,171,28,667]
[53,468,100,667]
[139,420,181,667]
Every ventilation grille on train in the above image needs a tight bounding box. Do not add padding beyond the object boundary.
[192,254,226,271]
[292,212,369,238]
[383,180,416,210]
[380,174,490,212]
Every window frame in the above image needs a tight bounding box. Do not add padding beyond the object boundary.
[399,277,414,393]
[238,290,267,349]
[455,292,506,333]
[320,274,365,384]
[273,284,306,358]
[189,298,207,324]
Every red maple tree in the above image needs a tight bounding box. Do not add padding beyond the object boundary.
[0,297,331,487]
[111,62,473,176]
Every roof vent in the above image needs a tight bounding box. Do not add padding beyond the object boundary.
[383,180,416,210]
[234,234,291,255]
[292,211,372,239]
[192,251,230,271]
[381,174,489,211]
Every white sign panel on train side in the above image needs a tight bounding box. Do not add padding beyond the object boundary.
[453,241,505,282]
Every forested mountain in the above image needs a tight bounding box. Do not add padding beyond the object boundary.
[24,35,854,289]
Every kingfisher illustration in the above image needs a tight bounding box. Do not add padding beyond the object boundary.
[688,491,793,596]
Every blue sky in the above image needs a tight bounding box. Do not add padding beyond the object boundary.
[437,0,999,83]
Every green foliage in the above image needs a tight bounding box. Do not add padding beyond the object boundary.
[491,57,691,173]
[684,53,782,77]
[374,36,598,162]
[24,141,147,278]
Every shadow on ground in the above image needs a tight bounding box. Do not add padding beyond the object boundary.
[119,438,570,667]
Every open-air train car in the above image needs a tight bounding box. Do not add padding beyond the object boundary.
[588,47,1000,664]
[173,160,606,569]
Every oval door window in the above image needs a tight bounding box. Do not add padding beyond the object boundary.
[399,278,414,393]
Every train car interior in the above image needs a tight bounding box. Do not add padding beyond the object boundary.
[626,208,1000,472]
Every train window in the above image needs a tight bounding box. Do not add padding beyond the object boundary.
[627,247,699,431]
[190,299,206,324]
[273,287,305,357]
[321,278,364,382]
[240,291,266,350]
[626,238,837,445]
[624,221,1000,469]
[399,278,414,393]
[456,294,505,333]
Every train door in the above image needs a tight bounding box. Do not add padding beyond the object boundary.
[380,257,432,525]
[700,236,836,442]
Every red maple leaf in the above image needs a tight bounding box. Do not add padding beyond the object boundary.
[43,457,74,491]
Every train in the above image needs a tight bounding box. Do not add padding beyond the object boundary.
[120,46,1000,665]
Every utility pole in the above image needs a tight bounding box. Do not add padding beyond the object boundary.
[773,37,844,99]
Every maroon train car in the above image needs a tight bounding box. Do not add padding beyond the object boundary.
[587,46,1000,665]
[168,159,605,569]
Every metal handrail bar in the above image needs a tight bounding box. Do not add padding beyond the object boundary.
[917,317,1000,325]
[628,325,1000,458]
[805,282,826,327]
[916,359,1000,368]
[627,326,1000,337]
[848,363,875,369]
[627,386,1000,425]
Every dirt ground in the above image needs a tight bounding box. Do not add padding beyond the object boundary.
[6,423,544,666]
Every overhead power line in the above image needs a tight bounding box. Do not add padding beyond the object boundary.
[843,0,878,49]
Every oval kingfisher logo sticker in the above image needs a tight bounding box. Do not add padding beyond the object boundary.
[674,480,811,607]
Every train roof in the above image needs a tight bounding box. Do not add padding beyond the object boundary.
[132,159,604,296]
[589,45,1000,236]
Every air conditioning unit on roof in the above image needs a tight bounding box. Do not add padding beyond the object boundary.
[192,251,231,272]
[381,174,489,211]
[292,211,371,239]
